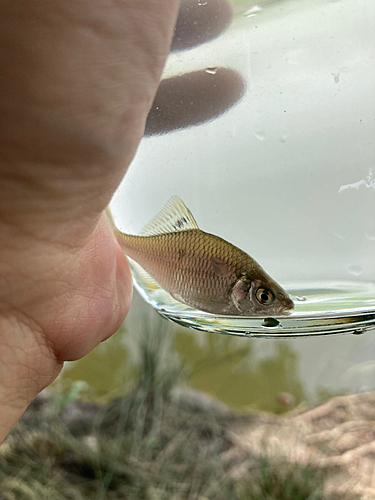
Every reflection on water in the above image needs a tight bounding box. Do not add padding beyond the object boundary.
[59,291,375,413]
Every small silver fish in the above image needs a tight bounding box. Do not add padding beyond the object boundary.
[115,196,294,316]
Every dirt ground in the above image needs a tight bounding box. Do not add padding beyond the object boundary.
[226,391,375,499]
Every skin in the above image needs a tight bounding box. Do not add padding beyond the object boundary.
[0,0,179,443]
[0,0,243,444]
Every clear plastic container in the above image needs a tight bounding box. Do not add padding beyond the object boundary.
[110,0,375,337]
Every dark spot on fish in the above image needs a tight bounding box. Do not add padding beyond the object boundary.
[262,317,280,328]
[175,218,185,228]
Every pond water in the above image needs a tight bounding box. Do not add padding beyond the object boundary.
[59,291,375,413]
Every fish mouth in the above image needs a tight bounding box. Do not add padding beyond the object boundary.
[282,299,295,316]
[280,307,294,316]
[275,296,295,316]
[263,303,294,318]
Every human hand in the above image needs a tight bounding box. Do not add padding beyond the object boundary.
[0,0,244,443]
[0,0,179,442]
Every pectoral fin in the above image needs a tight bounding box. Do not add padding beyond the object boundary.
[171,291,229,315]
[170,292,187,305]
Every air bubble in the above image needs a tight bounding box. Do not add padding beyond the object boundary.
[205,67,218,75]
[352,329,364,335]
[262,317,280,328]
[296,296,307,302]
[198,0,208,5]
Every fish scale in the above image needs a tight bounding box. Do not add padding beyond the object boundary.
[115,197,294,316]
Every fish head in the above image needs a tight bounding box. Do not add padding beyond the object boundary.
[231,275,294,316]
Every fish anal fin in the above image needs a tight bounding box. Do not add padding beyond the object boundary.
[211,256,232,277]
[128,258,160,289]
[140,196,199,236]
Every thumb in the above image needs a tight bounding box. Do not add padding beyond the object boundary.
[47,212,133,361]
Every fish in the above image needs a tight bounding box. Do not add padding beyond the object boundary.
[115,196,294,316]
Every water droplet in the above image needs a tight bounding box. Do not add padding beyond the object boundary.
[347,264,363,276]
[365,230,375,241]
[255,132,266,141]
[296,296,307,302]
[280,134,288,143]
[262,317,280,328]
[243,4,262,17]
[332,232,346,240]
[205,67,218,75]
[352,329,364,335]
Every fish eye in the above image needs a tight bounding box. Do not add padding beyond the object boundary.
[255,288,274,305]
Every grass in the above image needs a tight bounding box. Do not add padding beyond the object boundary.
[0,424,331,500]
[0,313,332,500]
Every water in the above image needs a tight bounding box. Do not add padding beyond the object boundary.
[125,256,375,336]
[110,0,375,337]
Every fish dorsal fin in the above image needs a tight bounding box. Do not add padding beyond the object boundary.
[140,196,199,236]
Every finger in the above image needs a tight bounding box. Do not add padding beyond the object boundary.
[45,213,133,361]
[145,68,246,136]
[171,0,233,52]
[0,0,180,234]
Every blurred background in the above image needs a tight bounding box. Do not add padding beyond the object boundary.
[59,289,375,414]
